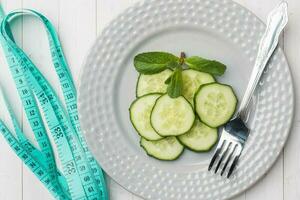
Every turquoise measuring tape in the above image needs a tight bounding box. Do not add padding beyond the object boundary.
[0,6,108,200]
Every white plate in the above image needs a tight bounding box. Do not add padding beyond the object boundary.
[78,0,294,199]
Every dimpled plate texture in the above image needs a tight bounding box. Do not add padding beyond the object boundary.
[78,0,294,199]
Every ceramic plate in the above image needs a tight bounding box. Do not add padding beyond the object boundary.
[78,0,294,199]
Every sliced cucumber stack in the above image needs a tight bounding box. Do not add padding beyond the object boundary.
[178,119,218,152]
[130,51,237,160]
[136,69,172,97]
[151,94,195,136]
[182,69,215,105]
[140,136,184,160]
[194,83,237,128]
[129,93,163,140]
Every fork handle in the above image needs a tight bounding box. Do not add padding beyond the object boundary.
[237,1,288,120]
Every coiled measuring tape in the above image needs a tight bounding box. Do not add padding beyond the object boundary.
[0,6,108,200]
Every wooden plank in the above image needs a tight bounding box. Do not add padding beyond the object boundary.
[21,0,59,199]
[283,0,300,199]
[0,1,23,200]
[58,0,97,86]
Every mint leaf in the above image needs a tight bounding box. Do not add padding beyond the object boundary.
[134,52,179,74]
[166,60,180,69]
[185,56,226,76]
[167,67,183,98]
[164,76,171,85]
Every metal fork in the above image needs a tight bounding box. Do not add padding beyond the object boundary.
[208,1,288,178]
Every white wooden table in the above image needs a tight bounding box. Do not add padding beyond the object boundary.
[0,0,299,199]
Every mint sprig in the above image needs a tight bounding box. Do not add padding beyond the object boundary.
[133,51,227,98]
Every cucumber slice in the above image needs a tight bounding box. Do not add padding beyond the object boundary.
[136,69,172,97]
[194,83,237,128]
[129,94,163,140]
[178,119,218,152]
[140,136,184,160]
[151,94,195,136]
[182,69,215,105]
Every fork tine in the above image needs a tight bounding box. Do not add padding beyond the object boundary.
[227,146,242,178]
[208,139,225,171]
[215,142,232,174]
[221,144,237,176]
